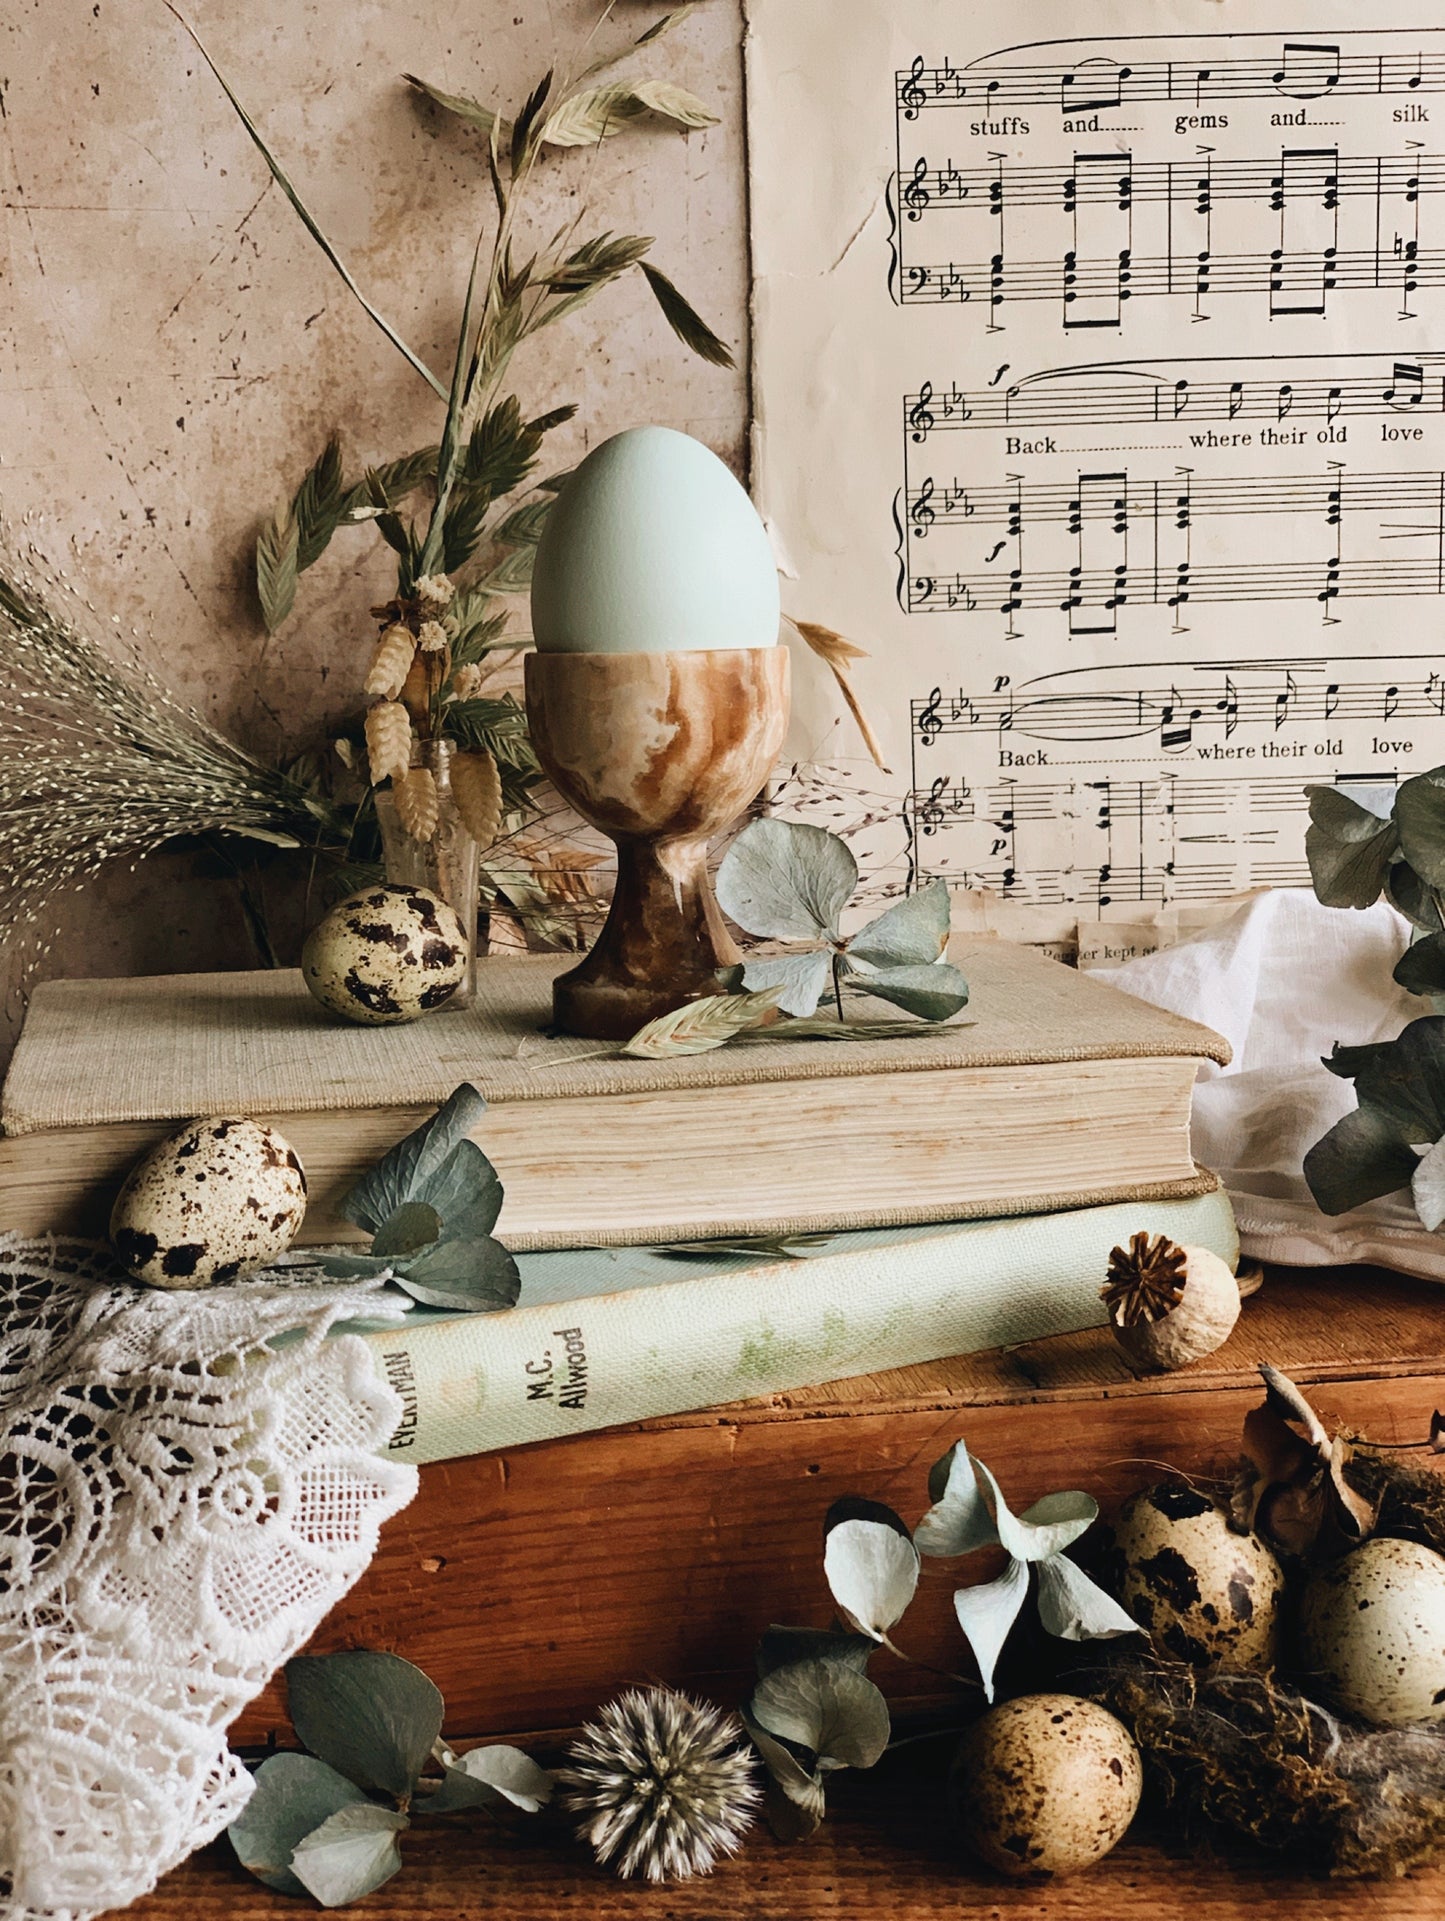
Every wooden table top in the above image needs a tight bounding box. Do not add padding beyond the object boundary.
[114,1747,1440,1920]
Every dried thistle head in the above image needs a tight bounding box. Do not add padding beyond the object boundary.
[1102,1232,1189,1328]
[557,1686,760,1883]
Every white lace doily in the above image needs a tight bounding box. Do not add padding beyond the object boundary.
[0,1236,418,1921]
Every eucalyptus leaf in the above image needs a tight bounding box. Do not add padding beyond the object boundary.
[1305,1097,1432,1215]
[342,1086,489,1235]
[228,1753,368,1896]
[850,961,970,1023]
[425,1743,553,1814]
[1396,771,1445,889]
[739,1708,826,1838]
[290,1804,408,1908]
[952,1556,1030,1704]
[738,949,834,1019]
[1305,784,1399,909]
[1034,1552,1141,1643]
[754,1625,875,1680]
[822,1512,920,1640]
[748,1659,890,1770]
[392,1235,521,1312]
[1413,1135,1445,1232]
[847,880,951,969]
[985,1468,1097,1563]
[287,1651,444,1800]
[372,1201,442,1260]
[1395,931,1445,996]
[914,1442,999,1559]
[1387,859,1445,933]
[718,819,857,942]
[1304,1018,1445,1214]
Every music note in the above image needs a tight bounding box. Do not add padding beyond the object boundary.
[1275,41,1342,100]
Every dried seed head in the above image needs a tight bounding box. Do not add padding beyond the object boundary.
[451,748,503,848]
[417,619,448,653]
[393,763,439,841]
[365,701,413,787]
[365,623,416,700]
[413,572,454,612]
[1102,1233,1189,1327]
[451,662,483,701]
[558,1687,759,1884]
[1104,1236,1243,1373]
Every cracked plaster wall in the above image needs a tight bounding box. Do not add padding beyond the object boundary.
[0,0,748,1047]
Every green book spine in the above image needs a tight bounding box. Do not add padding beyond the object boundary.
[362,1187,1238,1465]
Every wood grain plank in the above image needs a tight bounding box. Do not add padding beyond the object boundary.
[230,1267,1445,1745]
[110,1756,1444,1921]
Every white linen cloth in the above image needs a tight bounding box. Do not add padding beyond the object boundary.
[0,1241,416,1921]
[1093,888,1445,1280]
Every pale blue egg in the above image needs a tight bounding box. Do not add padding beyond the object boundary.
[530,426,780,653]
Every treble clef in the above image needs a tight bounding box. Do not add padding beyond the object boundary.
[900,54,927,119]
[910,476,937,539]
[919,774,948,835]
[908,380,936,443]
[917,687,944,746]
[903,155,930,221]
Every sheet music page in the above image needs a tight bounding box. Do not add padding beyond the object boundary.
[746,0,1445,916]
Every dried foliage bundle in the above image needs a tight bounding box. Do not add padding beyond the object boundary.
[0,522,334,969]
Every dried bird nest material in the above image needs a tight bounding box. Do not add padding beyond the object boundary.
[1086,1650,1445,1878]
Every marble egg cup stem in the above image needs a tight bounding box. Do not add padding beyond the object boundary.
[524,647,791,1040]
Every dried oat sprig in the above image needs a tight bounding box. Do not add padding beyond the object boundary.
[365,700,413,787]
[393,764,439,841]
[451,747,503,848]
[365,623,416,699]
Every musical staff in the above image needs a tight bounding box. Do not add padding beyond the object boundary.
[896,35,1445,117]
[898,246,1444,319]
[749,4,1445,920]
[908,663,1445,746]
[903,355,1445,439]
[898,454,1445,627]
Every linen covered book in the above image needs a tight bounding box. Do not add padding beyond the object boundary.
[356,1185,1238,1463]
[0,942,1229,1249]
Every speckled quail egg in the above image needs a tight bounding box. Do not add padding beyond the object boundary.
[1296,1536,1445,1727]
[951,1693,1142,1878]
[1108,1483,1284,1669]
[110,1117,307,1288]
[302,882,468,1025]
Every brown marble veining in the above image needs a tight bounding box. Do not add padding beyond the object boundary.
[524,648,790,1039]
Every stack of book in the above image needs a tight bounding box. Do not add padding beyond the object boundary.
[3,937,1260,1736]
[0,939,1235,1465]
